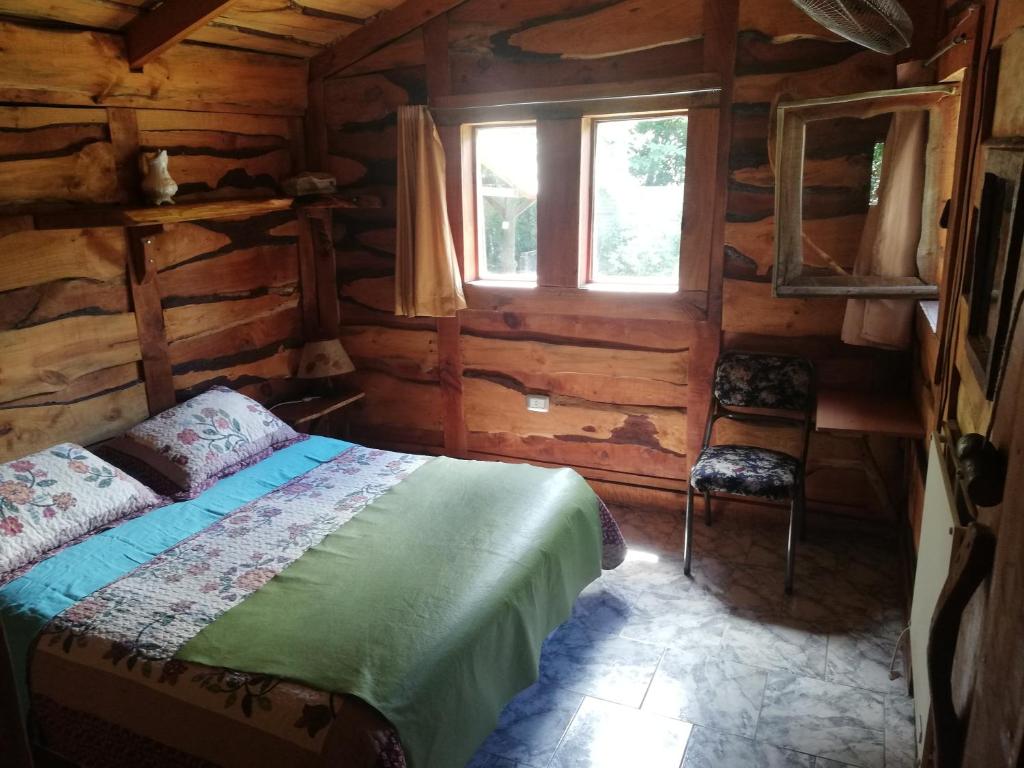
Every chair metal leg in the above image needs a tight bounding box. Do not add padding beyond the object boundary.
[703,490,713,526]
[683,483,695,576]
[798,481,807,542]
[784,496,798,595]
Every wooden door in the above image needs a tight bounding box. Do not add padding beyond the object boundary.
[954,348,1024,766]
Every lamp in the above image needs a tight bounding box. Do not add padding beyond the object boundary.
[298,339,355,391]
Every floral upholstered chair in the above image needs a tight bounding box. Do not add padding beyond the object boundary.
[684,352,814,593]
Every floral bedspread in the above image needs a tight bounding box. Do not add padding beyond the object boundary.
[29,446,626,768]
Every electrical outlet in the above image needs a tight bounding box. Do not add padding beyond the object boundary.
[526,394,549,413]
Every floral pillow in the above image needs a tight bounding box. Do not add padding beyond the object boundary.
[0,444,165,574]
[105,386,303,499]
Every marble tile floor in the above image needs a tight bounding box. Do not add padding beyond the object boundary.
[467,503,916,768]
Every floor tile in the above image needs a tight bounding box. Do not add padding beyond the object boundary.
[692,560,813,620]
[548,696,693,768]
[721,613,829,679]
[680,726,813,767]
[826,621,907,695]
[469,503,913,768]
[539,621,664,707]
[617,588,730,650]
[884,693,917,768]
[596,552,692,603]
[689,513,756,564]
[757,674,885,767]
[570,579,635,636]
[465,752,524,768]
[613,506,684,555]
[475,682,584,767]
[643,647,767,737]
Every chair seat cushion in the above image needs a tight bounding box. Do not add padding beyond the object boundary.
[690,445,800,501]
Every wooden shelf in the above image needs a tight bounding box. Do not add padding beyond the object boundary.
[31,194,376,231]
[270,392,365,430]
[816,388,925,439]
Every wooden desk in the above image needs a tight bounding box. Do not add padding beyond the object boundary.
[816,388,926,440]
[814,388,925,520]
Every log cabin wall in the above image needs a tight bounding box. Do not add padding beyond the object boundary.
[326,1,706,508]
[722,1,906,517]
[323,0,921,515]
[0,20,308,461]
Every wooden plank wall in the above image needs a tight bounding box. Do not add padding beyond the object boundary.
[722,0,906,516]
[0,22,308,461]
[327,0,705,507]
[324,0,918,515]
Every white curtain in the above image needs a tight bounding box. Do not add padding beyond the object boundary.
[842,111,928,350]
[394,105,467,318]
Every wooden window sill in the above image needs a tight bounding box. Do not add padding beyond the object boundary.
[462,281,706,321]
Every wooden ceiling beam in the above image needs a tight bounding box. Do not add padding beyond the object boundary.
[310,0,469,81]
[124,0,243,69]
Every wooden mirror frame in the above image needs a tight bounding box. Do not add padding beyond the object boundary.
[773,84,960,298]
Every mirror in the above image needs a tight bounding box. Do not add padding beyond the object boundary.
[773,85,959,297]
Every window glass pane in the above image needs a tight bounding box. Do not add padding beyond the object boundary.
[869,140,885,206]
[591,115,686,286]
[475,125,538,281]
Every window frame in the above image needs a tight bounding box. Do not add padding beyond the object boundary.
[470,121,540,284]
[431,74,721,315]
[584,110,690,290]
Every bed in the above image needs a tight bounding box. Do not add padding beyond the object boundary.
[1,436,626,768]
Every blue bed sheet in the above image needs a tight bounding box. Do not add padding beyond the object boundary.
[0,436,353,715]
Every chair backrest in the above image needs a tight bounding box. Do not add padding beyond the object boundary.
[712,352,814,413]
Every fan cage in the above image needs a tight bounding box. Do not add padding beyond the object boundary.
[791,0,913,54]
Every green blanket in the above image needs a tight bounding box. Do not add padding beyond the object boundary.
[178,457,603,768]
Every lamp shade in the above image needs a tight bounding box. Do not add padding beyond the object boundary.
[298,339,355,379]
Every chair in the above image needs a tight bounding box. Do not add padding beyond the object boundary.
[683,351,814,593]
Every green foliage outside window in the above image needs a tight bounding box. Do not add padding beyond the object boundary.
[869,141,885,206]
[592,115,688,283]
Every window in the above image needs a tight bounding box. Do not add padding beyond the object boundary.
[474,124,538,282]
[589,114,687,288]
[444,77,717,296]
[869,140,885,206]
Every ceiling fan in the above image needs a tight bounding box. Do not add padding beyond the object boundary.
[791,0,914,54]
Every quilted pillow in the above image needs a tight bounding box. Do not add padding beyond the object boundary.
[0,444,164,574]
[105,386,302,498]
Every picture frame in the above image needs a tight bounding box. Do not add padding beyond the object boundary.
[965,140,1024,399]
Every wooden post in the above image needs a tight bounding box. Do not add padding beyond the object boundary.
[425,12,468,458]
[126,225,176,414]
[701,0,738,325]
[537,118,584,288]
[306,77,328,172]
[297,209,323,339]
[686,0,738,464]
[106,107,142,205]
[311,209,340,337]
